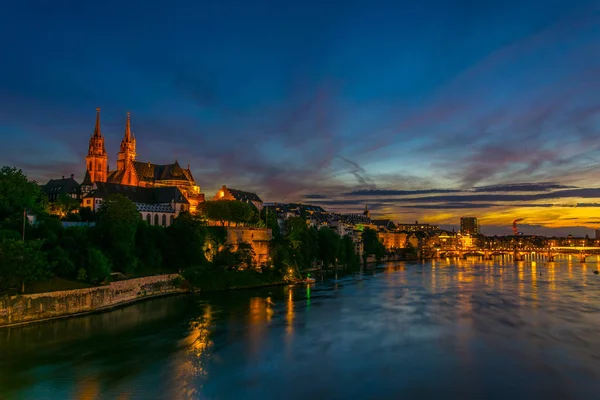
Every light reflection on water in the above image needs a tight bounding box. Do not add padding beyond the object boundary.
[1,259,600,399]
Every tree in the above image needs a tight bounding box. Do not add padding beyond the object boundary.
[362,227,385,262]
[236,242,255,270]
[53,193,80,218]
[338,234,359,267]
[0,166,47,229]
[260,207,280,237]
[164,212,208,269]
[87,248,111,283]
[199,200,259,227]
[317,227,340,268]
[0,239,51,293]
[284,218,318,270]
[199,200,231,226]
[135,222,166,273]
[95,194,139,273]
[78,206,95,222]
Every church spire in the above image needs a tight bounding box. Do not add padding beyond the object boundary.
[117,111,137,171]
[93,108,101,137]
[85,108,108,186]
[124,111,131,141]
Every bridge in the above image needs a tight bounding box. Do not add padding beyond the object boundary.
[436,246,600,263]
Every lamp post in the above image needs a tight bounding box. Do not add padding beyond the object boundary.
[22,207,26,241]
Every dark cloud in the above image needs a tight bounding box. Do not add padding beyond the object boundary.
[334,188,600,204]
[401,203,497,209]
[473,182,577,192]
[343,189,461,196]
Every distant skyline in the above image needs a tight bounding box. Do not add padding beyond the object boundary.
[1,0,600,236]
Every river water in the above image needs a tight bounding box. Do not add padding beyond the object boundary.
[1,259,600,399]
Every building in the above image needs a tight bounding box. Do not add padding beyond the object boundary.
[460,217,479,235]
[226,227,272,266]
[213,185,263,211]
[371,219,397,232]
[396,221,440,232]
[378,232,408,251]
[42,175,81,202]
[81,109,204,212]
[83,182,189,227]
[595,230,600,240]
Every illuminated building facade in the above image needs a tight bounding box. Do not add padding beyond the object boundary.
[213,185,263,211]
[81,109,204,212]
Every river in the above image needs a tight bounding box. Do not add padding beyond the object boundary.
[1,258,600,399]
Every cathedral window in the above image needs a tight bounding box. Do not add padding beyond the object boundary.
[154,214,159,226]
[146,214,151,224]
[170,215,174,225]
[139,213,143,220]
[162,214,166,226]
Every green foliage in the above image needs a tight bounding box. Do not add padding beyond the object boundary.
[338,235,360,267]
[164,212,208,269]
[0,239,51,293]
[260,207,280,237]
[53,193,80,218]
[317,227,340,267]
[211,242,255,271]
[49,246,76,277]
[76,268,88,282]
[87,248,111,283]
[199,200,259,227]
[362,227,386,262]
[78,206,95,222]
[182,266,281,291]
[135,222,167,273]
[0,166,47,226]
[96,194,139,273]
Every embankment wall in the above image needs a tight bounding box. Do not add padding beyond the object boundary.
[0,274,184,327]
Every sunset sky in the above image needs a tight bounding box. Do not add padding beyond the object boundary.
[1,0,599,235]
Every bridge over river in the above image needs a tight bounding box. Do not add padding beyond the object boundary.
[437,246,600,262]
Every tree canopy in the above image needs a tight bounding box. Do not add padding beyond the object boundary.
[96,194,140,273]
[198,200,259,226]
[0,166,47,226]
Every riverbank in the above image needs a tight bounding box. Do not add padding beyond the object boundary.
[0,274,184,328]
[0,271,297,328]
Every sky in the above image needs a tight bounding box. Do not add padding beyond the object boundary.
[1,0,600,236]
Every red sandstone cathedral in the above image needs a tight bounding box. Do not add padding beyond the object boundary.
[82,108,204,211]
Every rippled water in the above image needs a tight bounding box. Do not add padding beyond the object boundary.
[1,259,600,399]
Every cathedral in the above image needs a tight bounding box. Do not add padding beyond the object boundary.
[81,108,204,212]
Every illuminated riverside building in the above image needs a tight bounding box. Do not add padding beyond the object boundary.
[396,221,440,232]
[460,217,479,235]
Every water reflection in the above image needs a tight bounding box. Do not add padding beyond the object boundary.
[1,260,600,399]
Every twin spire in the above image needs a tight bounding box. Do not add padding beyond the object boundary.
[92,108,134,141]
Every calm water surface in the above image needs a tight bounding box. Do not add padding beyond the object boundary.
[1,259,600,399]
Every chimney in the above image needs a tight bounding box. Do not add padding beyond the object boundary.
[62,175,64,179]
[71,174,74,179]
[415,220,418,224]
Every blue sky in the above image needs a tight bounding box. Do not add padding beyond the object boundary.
[1,0,599,235]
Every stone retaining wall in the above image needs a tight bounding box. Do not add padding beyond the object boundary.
[0,274,184,327]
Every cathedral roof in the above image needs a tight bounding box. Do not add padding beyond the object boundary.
[84,182,189,205]
[132,161,195,183]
